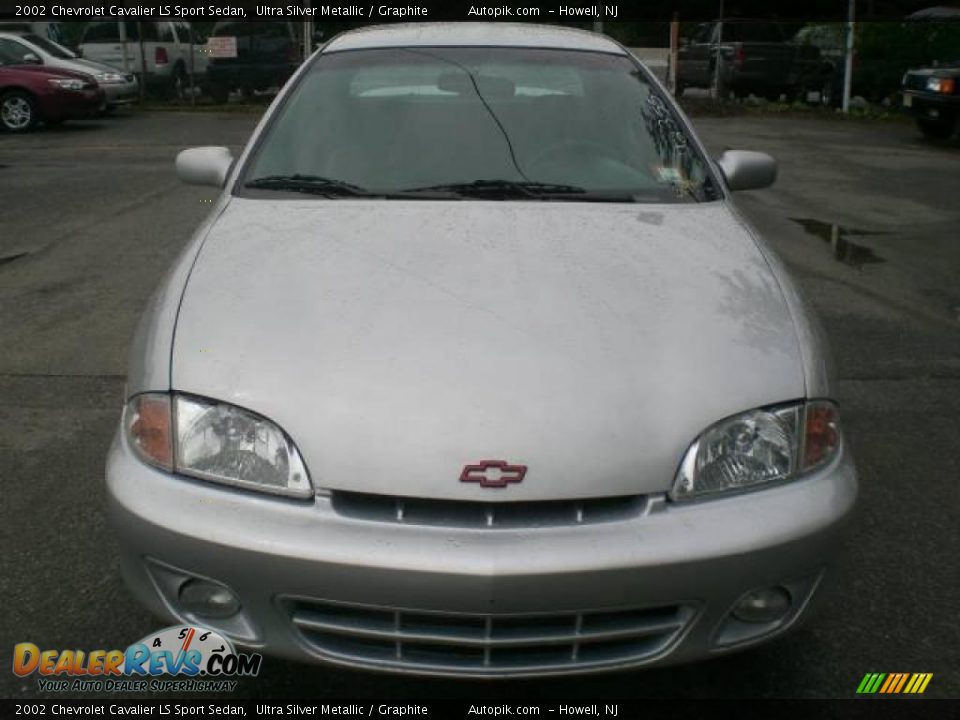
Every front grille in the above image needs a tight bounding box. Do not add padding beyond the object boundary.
[284,598,694,674]
[904,73,929,92]
[330,491,646,529]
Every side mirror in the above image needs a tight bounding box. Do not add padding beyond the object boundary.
[176,146,234,187]
[22,52,42,64]
[716,150,777,191]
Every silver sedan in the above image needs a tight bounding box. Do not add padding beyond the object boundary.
[0,31,138,109]
[106,23,857,678]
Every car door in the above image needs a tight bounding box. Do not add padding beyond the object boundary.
[79,22,146,74]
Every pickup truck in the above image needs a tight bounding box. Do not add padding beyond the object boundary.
[78,21,208,99]
[901,62,959,139]
[678,20,822,100]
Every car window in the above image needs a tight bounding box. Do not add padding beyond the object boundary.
[212,21,292,38]
[691,24,712,43]
[0,37,27,65]
[139,22,159,42]
[81,22,120,43]
[23,33,75,59]
[158,22,174,43]
[82,22,159,43]
[722,23,786,43]
[174,22,194,43]
[243,47,716,202]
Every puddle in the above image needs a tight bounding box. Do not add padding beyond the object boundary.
[790,218,886,269]
[0,252,29,267]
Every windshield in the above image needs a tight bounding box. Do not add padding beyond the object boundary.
[23,33,75,59]
[241,47,718,203]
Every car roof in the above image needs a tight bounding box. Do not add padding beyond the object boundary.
[324,23,627,54]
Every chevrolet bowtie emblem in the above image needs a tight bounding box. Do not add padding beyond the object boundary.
[460,460,527,488]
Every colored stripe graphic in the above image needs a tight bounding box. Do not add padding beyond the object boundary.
[909,673,933,694]
[857,672,933,694]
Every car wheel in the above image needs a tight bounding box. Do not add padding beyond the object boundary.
[170,64,188,101]
[1,91,37,132]
[917,115,955,141]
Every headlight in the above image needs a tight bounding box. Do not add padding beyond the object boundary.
[671,401,840,501]
[47,78,85,91]
[97,72,124,83]
[126,393,312,499]
[926,77,956,94]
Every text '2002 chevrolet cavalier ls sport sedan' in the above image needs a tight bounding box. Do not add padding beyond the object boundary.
[106,23,857,678]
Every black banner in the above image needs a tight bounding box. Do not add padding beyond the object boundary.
[0,0,958,22]
[0,699,958,718]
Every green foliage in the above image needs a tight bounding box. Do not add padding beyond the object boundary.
[855,21,960,100]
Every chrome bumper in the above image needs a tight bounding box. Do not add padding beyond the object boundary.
[106,429,856,677]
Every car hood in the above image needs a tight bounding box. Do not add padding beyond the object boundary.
[5,64,94,81]
[173,199,805,500]
[61,57,124,76]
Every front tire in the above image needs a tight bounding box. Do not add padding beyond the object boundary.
[917,115,955,140]
[165,64,188,101]
[1,90,37,132]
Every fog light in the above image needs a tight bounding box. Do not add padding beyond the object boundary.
[178,579,241,619]
[732,586,792,623]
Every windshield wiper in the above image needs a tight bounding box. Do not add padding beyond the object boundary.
[244,174,375,197]
[400,179,588,199]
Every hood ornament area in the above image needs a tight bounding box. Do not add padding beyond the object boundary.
[460,460,527,489]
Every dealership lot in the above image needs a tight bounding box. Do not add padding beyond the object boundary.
[1,110,958,698]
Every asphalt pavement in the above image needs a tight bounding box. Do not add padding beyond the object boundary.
[1,109,958,700]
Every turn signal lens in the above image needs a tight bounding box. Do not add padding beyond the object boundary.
[127,394,172,470]
[802,401,839,470]
[926,77,956,94]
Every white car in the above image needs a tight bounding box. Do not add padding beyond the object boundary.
[78,21,206,99]
[0,32,137,110]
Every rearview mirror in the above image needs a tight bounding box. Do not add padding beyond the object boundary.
[176,146,234,188]
[716,150,777,191]
[22,52,42,64]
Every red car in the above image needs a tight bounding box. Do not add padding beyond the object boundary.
[0,39,105,132]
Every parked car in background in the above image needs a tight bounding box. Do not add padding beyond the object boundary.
[901,61,960,139]
[678,20,821,100]
[0,21,67,46]
[79,21,206,99]
[0,41,104,131]
[205,21,301,103]
[0,32,137,111]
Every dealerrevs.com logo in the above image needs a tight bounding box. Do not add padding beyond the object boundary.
[13,625,262,693]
